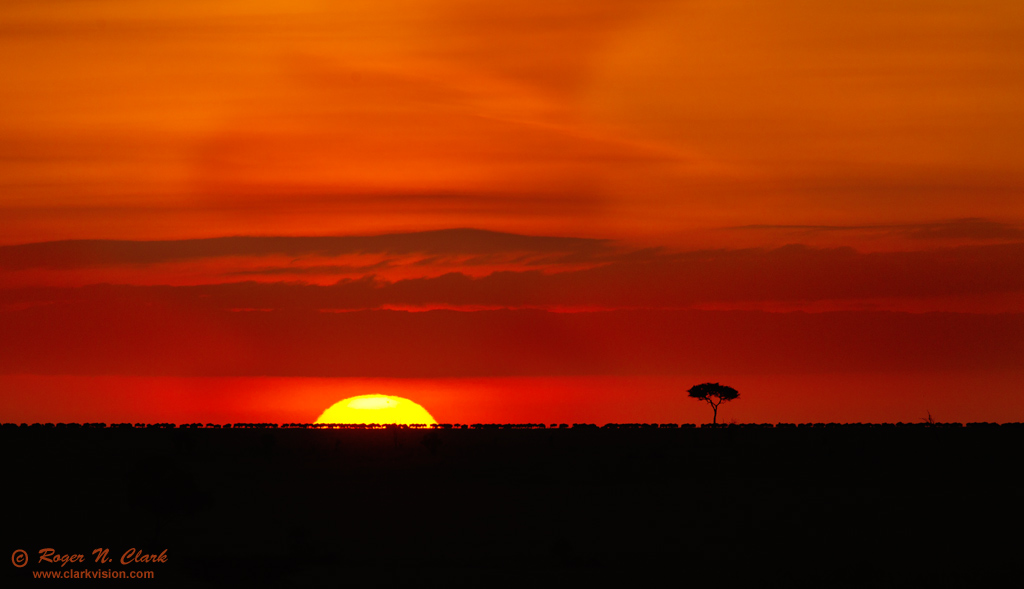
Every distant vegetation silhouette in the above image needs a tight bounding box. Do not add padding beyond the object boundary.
[7,421,1016,431]
[687,382,739,426]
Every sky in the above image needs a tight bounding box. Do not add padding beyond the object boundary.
[1,0,1022,424]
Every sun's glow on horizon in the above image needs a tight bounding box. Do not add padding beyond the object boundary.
[315,394,438,425]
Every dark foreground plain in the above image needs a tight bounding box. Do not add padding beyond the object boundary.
[3,423,1022,587]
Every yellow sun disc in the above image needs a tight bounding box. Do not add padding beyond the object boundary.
[315,394,437,426]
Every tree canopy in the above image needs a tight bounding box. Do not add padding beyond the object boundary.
[687,382,739,425]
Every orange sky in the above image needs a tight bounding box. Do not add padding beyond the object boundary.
[1,0,1022,423]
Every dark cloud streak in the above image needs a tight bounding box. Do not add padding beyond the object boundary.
[0,228,615,271]
[3,242,1022,309]
[733,218,1024,241]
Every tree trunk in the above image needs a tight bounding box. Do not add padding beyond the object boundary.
[712,405,718,426]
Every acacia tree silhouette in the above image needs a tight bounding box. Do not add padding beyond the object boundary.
[688,382,739,426]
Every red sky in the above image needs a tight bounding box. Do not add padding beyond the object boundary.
[1,0,1022,424]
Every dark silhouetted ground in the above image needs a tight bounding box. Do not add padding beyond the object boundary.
[3,423,1021,587]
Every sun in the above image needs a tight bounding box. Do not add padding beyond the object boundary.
[315,394,438,426]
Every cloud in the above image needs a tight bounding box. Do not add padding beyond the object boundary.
[224,263,393,277]
[4,241,1022,311]
[904,219,1024,241]
[0,228,615,271]
[733,218,1024,241]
